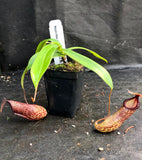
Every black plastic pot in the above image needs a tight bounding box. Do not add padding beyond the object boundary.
[44,70,83,118]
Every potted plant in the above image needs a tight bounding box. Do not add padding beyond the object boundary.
[21,38,113,117]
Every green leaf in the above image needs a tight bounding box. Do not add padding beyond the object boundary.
[21,67,28,89]
[31,43,59,90]
[27,53,39,70]
[21,53,38,89]
[53,51,65,58]
[63,49,113,89]
[35,38,61,53]
[68,47,108,63]
[35,39,49,53]
[47,38,61,44]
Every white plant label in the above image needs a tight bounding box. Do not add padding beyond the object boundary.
[49,19,67,64]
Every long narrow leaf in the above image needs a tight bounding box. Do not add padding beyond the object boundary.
[35,39,49,53]
[21,53,39,103]
[35,38,61,53]
[47,38,61,44]
[53,51,65,58]
[21,53,38,89]
[68,47,108,63]
[63,49,113,89]
[21,67,28,89]
[31,44,58,90]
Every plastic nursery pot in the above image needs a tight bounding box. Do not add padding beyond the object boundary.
[44,70,84,118]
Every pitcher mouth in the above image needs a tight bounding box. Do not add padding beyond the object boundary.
[123,95,140,110]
